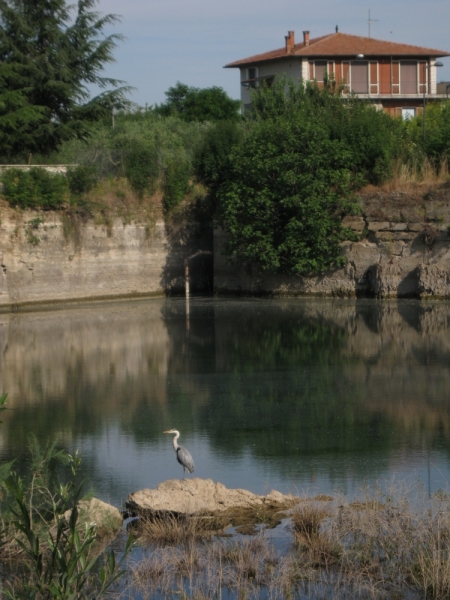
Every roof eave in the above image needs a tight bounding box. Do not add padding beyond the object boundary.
[225,50,450,69]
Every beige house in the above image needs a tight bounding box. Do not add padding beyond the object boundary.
[225,30,450,118]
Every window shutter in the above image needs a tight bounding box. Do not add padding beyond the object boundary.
[392,62,400,94]
[419,62,427,94]
[400,62,418,94]
[370,62,378,94]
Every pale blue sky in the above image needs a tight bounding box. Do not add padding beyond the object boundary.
[97,0,450,106]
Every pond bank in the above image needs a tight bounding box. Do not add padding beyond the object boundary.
[1,184,450,306]
[126,481,450,600]
[215,185,450,298]
[0,203,212,308]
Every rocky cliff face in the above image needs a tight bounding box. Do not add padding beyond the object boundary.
[1,185,450,306]
[0,205,212,308]
[214,185,450,298]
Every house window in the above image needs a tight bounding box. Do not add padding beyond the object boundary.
[247,67,258,88]
[401,108,416,120]
[351,62,368,93]
[313,60,327,82]
[400,62,418,94]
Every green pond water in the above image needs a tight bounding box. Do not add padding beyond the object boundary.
[1,296,450,507]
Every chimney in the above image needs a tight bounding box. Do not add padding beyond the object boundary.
[285,30,295,53]
[303,30,310,46]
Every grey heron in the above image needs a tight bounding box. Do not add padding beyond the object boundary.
[163,429,195,478]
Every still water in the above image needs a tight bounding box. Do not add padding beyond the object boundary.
[1,297,450,507]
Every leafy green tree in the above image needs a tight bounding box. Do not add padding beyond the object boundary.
[420,100,450,166]
[217,112,360,275]
[211,79,412,275]
[1,168,69,209]
[155,82,241,122]
[163,154,190,212]
[193,120,242,191]
[0,0,129,160]
[251,77,405,185]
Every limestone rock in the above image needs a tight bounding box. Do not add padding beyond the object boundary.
[65,498,123,538]
[341,216,365,231]
[370,261,403,298]
[368,222,390,232]
[418,264,450,298]
[126,478,297,518]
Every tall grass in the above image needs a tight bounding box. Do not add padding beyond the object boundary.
[384,155,449,190]
[123,482,450,600]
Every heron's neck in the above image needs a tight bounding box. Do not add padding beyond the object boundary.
[172,432,180,451]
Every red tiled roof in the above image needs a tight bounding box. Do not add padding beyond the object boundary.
[224,32,450,68]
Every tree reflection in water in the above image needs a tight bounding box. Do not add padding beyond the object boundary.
[1,297,450,503]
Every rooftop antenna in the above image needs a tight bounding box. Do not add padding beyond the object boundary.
[368,9,378,38]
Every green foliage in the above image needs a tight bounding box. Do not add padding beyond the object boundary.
[0,0,130,160]
[250,77,407,185]
[207,78,416,275]
[0,421,133,599]
[1,168,69,209]
[155,82,241,122]
[45,112,207,198]
[66,165,98,196]
[122,142,159,196]
[217,111,360,275]
[163,155,190,212]
[421,100,450,164]
[193,120,242,191]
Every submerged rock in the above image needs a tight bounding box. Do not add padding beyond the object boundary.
[126,478,297,518]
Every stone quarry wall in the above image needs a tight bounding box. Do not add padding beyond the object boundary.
[0,206,212,308]
[1,185,450,307]
[214,185,450,298]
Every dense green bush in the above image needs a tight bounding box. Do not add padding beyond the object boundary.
[250,78,407,185]
[1,167,69,209]
[66,165,99,195]
[217,111,360,276]
[163,155,190,212]
[122,142,159,196]
[193,120,242,191]
[205,79,420,276]
[419,100,450,165]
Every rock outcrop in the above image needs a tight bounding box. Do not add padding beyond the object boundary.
[0,203,211,308]
[2,185,450,303]
[214,185,450,298]
[126,478,296,518]
[73,498,123,538]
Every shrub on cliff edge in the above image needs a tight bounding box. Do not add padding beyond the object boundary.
[1,168,69,209]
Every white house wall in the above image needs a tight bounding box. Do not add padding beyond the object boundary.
[240,58,303,105]
[430,60,438,94]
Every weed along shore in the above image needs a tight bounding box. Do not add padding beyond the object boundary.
[4,469,450,599]
[122,478,450,599]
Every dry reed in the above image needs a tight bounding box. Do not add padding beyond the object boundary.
[383,156,449,192]
[134,512,226,546]
[122,482,450,600]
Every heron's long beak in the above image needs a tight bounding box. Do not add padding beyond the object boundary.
[163,429,173,434]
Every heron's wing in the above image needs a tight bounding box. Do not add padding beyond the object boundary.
[176,445,195,473]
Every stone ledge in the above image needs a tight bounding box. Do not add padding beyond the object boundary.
[126,478,298,518]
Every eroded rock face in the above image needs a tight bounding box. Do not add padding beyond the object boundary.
[418,264,450,298]
[214,187,450,299]
[126,478,295,517]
